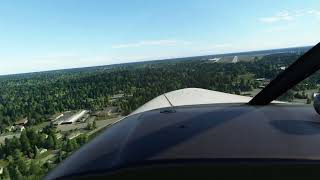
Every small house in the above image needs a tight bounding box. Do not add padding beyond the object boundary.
[15,125,25,132]
[14,117,28,126]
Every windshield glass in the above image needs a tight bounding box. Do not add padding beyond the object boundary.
[0,1,319,179]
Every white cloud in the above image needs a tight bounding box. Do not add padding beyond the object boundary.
[111,39,190,49]
[265,26,288,33]
[259,10,293,23]
[306,10,320,15]
[260,9,320,24]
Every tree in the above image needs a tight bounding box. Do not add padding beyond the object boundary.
[12,149,23,161]
[17,158,28,175]
[7,160,16,179]
[92,120,97,129]
[15,169,24,180]
[55,151,63,164]
[29,160,41,176]
[20,130,32,154]
[46,136,55,149]
[33,146,39,158]
[76,135,88,146]
[86,122,93,130]
[307,97,312,104]
[64,139,76,152]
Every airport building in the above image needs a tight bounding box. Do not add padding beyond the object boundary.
[53,110,89,125]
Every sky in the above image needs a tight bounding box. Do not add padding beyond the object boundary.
[0,0,320,75]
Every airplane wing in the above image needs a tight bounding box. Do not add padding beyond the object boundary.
[131,88,252,115]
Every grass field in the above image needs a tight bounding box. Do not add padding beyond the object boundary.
[36,150,52,159]
[0,160,8,167]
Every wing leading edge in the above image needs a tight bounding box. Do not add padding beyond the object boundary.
[130,88,252,115]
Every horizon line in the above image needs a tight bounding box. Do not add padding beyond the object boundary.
[0,44,314,77]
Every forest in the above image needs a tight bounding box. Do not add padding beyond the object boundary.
[0,52,317,132]
[0,124,90,179]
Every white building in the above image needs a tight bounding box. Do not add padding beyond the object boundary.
[14,117,28,125]
[280,66,286,70]
[61,110,88,124]
[208,58,221,63]
[15,125,25,132]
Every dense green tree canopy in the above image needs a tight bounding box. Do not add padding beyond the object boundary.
[0,52,316,130]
